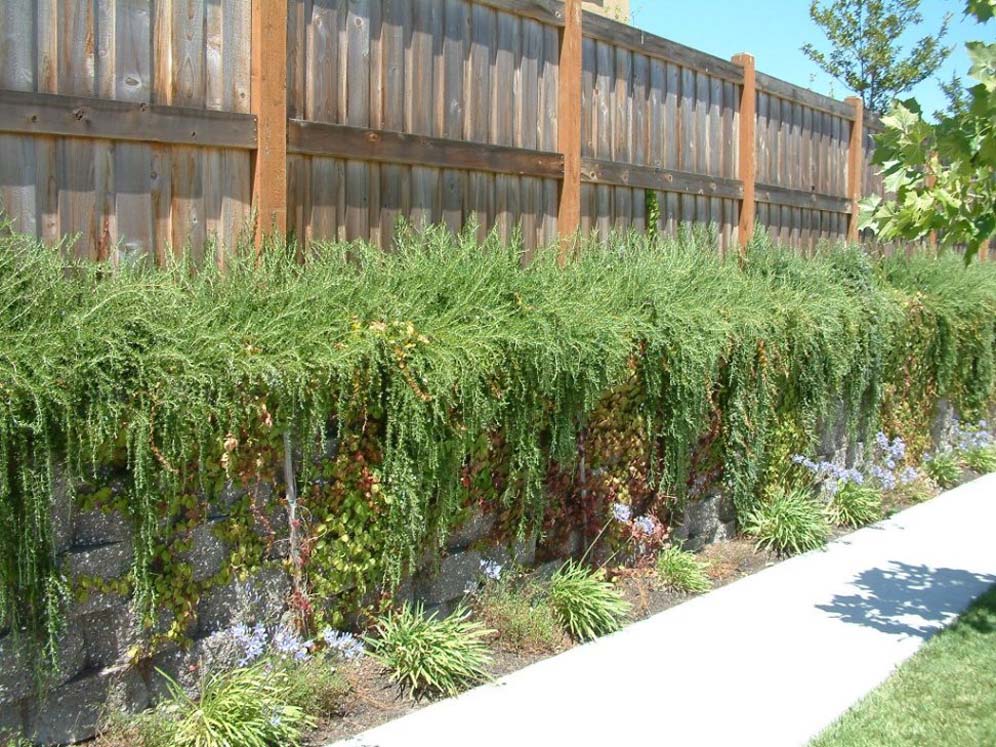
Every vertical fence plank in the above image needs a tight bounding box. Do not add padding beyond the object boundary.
[557,0,582,256]
[845,96,862,244]
[732,53,755,254]
[252,0,288,245]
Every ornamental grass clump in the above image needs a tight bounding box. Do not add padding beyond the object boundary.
[744,488,830,556]
[925,451,962,489]
[965,446,996,474]
[549,561,631,642]
[365,603,493,699]
[826,482,883,528]
[158,664,314,747]
[655,546,711,594]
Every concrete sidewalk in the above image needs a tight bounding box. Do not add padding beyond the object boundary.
[335,475,996,747]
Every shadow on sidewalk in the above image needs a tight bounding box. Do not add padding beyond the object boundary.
[816,561,996,639]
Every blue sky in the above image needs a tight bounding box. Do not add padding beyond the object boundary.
[630,0,985,116]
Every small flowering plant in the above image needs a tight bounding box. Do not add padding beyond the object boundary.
[923,418,996,483]
[791,431,919,497]
[226,620,364,667]
[604,502,669,565]
[321,628,365,661]
[479,558,503,582]
[790,455,864,496]
[951,419,996,474]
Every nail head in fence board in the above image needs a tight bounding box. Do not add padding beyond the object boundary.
[474,0,566,27]
[251,0,288,248]
[0,89,258,149]
[557,0,583,260]
[845,95,862,243]
[732,53,755,252]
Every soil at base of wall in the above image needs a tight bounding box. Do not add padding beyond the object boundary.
[306,536,779,745]
[304,475,960,746]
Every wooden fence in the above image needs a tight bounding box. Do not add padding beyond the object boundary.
[0,0,885,262]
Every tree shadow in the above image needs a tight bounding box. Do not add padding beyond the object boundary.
[816,561,996,639]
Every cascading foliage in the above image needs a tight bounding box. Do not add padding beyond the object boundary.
[1,221,995,664]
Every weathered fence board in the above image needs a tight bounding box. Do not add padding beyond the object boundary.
[0,0,882,260]
[0,0,252,261]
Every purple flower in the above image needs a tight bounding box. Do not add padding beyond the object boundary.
[480,559,503,581]
[230,622,268,665]
[612,503,632,523]
[634,516,656,535]
[899,466,919,485]
[273,625,311,662]
[322,629,365,660]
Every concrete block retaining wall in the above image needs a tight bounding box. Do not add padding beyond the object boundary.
[0,401,959,745]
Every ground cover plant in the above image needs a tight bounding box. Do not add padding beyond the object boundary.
[474,575,565,654]
[812,585,996,747]
[1,222,996,676]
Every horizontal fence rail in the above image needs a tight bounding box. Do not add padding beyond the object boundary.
[0,0,881,261]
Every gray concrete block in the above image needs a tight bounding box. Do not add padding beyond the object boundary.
[931,398,958,451]
[675,492,736,552]
[0,627,85,705]
[0,635,33,705]
[74,509,133,547]
[81,607,143,671]
[63,541,133,618]
[179,522,228,583]
[0,698,26,742]
[416,551,482,606]
[50,464,76,555]
[196,565,290,635]
[146,630,242,702]
[64,541,133,581]
[446,506,496,551]
[511,533,538,566]
[208,479,250,519]
[26,668,146,746]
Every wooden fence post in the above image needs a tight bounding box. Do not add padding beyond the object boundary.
[557,0,583,264]
[845,96,863,244]
[732,53,755,257]
[251,0,288,251]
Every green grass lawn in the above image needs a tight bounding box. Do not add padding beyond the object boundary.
[812,585,996,747]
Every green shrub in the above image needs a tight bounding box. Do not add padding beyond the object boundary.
[475,579,564,653]
[744,488,831,556]
[366,603,493,699]
[925,451,962,489]
[964,446,996,474]
[549,561,631,641]
[159,664,314,747]
[655,546,712,593]
[3,223,996,664]
[826,482,883,528]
